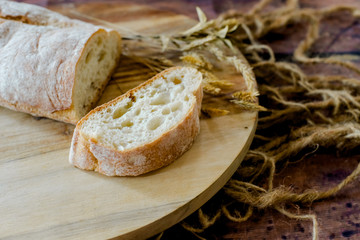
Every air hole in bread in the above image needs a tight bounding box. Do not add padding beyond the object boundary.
[97,37,103,46]
[172,77,182,85]
[162,108,170,115]
[126,101,133,108]
[149,90,157,97]
[89,81,96,90]
[112,101,132,119]
[129,94,136,102]
[150,93,170,105]
[85,50,93,64]
[121,119,133,128]
[147,117,163,131]
[135,108,141,116]
[112,107,126,119]
[171,102,182,112]
[184,95,189,101]
[98,50,106,62]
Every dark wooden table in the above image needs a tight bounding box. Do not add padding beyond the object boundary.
[19,0,360,239]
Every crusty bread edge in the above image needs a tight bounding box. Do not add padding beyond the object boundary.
[0,28,121,124]
[69,67,203,176]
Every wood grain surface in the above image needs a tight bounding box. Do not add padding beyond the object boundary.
[5,0,360,239]
[0,1,257,239]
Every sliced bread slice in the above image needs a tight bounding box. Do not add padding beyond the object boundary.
[69,67,203,176]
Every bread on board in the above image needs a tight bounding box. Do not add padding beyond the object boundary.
[69,67,203,176]
[0,1,122,124]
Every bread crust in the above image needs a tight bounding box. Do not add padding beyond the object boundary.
[0,1,122,124]
[69,67,203,176]
[0,1,95,28]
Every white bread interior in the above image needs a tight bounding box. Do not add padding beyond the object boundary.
[70,67,203,176]
[73,29,121,119]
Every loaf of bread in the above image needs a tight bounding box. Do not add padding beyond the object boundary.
[69,67,203,176]
[0,1,122,124]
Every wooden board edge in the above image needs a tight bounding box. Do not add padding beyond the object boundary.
[114,112,258,239]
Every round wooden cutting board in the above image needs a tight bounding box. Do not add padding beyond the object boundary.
[0,2,257,239]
